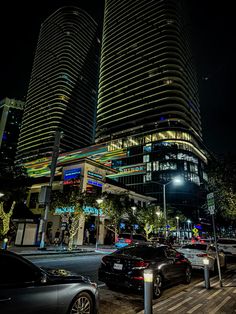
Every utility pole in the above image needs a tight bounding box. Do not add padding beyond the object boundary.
[39,130,63,249]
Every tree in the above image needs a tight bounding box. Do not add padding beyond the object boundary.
[99,191,131,242]
[0,165,32,239]
[207,155,236,227]
[50,188,94,250]
[0,201,15,238]
[137,205,165,240]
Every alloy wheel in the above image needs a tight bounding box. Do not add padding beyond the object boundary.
[184,266,191,284]
[70,292,93,314]
[153,274,162,299]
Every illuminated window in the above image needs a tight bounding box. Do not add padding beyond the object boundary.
[190,163,198,174]
[143,155,150,162]
[184,161,188,171]
[143,172,152,183]
[160,162,177,170]
[153,161,159,171]
[143,144,152,152]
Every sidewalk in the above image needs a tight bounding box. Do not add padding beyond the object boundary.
[137,266,236,314]
[7,244,116,256]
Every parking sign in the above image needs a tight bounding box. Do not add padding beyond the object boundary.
[207,192,215,214]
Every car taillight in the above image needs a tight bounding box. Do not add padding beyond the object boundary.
[132,261,150,269]
[101,256,108,265]
[196,253,208,257]
[125,238,132,244]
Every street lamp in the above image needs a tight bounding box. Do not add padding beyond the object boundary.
[176,216,180,241]
[152,176,184,237]
[187,219,191,239]
[0,193,4,198]
[131,206,137,235]
[156,211,161,236]
[95,198,103,250]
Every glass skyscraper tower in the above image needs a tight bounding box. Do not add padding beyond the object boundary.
[17,7,100,162]
[96,0,208,218]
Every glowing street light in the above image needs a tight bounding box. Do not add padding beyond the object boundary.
[152,176,184,237]
[176,216,180,240]
[187,219,191,239]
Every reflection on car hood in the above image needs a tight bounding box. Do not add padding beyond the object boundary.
[41,267,90,283]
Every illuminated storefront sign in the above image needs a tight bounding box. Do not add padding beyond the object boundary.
[87,179,103,187]
[55,206,103,215]
[63,168,81,184]
[87,171,103,180]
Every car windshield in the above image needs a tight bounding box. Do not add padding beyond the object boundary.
[182,244,207,251]
[118,234,131,239]
[133,235,146,241]
[115,245,165,259]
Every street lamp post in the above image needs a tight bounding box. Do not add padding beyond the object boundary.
[176,216,180,241]
[95,198,103,250]
[131,206,137,235]
[156,211,161,236]
[187,219,191,239]
[152,177,183,237]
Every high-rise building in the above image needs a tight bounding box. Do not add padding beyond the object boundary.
[17,6,100,163]
[0,97,24,167]
[96,0,208,218]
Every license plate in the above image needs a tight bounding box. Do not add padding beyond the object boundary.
[113,263,123,270]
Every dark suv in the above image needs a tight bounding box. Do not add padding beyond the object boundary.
[115,233,147,248]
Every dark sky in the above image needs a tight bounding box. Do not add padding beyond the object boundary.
[0,1,234,156]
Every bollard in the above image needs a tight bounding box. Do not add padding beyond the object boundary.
[203,258,210,289]
[2,238,8,250]
[144,269,153,314]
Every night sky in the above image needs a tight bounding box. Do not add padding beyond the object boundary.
[0,1,234,156]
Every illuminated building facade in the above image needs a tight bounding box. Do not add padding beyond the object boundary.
[96,0,208,218]
[0,97,24,167]
[17,6,100,163]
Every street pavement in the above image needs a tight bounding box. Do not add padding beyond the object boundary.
[6,244,236,313]
[7,244,115,256]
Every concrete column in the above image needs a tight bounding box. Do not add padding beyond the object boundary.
[76,214,85,245]
[99,217,105,245]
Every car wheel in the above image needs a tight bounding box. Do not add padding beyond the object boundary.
[153,274,162,299]
[69,292,93,314]
[184,266,191,284]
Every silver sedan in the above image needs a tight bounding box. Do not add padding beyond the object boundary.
[0,250,99,314]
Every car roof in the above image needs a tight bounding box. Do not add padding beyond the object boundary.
[0,249,40,270]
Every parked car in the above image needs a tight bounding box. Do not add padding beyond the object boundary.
[115,233,147,248]
[0,249,99,314]
[217,238,236,256]
[177,242,226,272]
[98,243,192,298]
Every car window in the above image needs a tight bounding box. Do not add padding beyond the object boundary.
[182,244,207,250]
[115,246,166,259]
[0,254,40,285]
[217,239,236,245]
[165,248,178,258]
[118,234,131,239]
[208,245,216,252]
[133,235,146,241]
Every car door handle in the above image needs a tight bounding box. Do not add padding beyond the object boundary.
[0,297,11,302]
